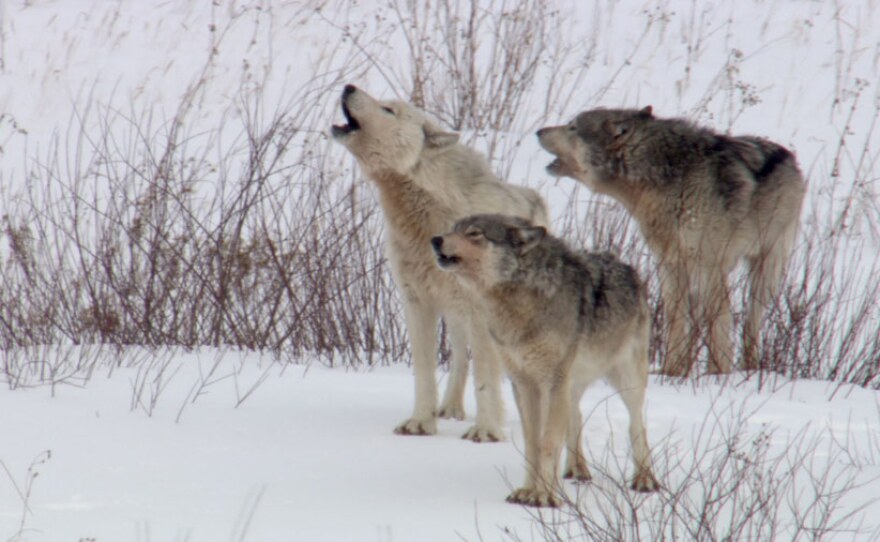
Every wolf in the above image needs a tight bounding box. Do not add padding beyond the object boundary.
[537,107,805,376]
[433,214,659,507]
[331,85,549,440]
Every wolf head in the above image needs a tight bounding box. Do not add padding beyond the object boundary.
[331,84,460,176]
[536,106,654,185]
[431,214,548,290]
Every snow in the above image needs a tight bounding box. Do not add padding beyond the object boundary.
[1,0,879,540]
[2,352,879,541]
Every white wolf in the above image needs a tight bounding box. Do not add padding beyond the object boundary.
[331,85,549,440]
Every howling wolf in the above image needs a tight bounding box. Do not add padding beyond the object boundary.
[537,107,804,376]
[332,85,548,439]
[433,214,658,507]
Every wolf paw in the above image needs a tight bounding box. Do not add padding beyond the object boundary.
[563,458,592,483]
[393,417,437,436]
[630,469,660,493]
[506,487,560,508]
[461,425,504,443]
[437,402,466,421]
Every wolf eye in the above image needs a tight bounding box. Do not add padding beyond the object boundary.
[381,106,395,115]
[465,229,483,239]
[568,124,577,132]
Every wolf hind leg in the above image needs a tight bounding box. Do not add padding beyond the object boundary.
[563,380,592,482]
[607,337,659,492]
[743,225,795,371]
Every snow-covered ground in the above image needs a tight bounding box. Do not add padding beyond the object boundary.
[1,351,879,541]
[1,1,880,540]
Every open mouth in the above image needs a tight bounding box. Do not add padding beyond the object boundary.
[546,157,565,175]
[331,99,361,138]
[435,253,461,268]
[434,246,461,269]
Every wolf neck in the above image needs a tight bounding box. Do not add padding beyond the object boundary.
[595,174,646,215]
[368,168,452,244]
[593,157,678,245]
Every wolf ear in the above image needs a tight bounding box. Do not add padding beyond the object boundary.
[638,105,653,119]
[423,121,460,149]
[513,226,546,254]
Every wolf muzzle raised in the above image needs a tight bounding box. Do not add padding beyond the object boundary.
[331,84,361,138]
[431,236,460,268]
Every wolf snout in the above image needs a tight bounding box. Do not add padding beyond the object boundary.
[536,127,548,138]
[432,236,460,268]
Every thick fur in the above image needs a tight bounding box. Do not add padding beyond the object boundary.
[332,85,549,440]
[433,214,659,507]
[537,108,805,376]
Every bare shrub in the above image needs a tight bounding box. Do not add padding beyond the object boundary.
[0,0,878,391]
[502,396,878,542]
[0,37,405,376]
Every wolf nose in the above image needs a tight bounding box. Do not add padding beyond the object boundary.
[536,127,547,137]
[343,84,357,97]
[431,236,443,252]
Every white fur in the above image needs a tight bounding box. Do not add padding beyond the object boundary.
[332,85,549,439]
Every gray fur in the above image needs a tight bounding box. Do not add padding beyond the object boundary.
[538,107,805,376]
[435,214,658,507]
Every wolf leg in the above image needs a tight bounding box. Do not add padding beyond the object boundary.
[659,265,696,376]
[509,376,539,492]
[462,323,505,442]
[507,375,562,507]
[607,353,659,492]
[535,376,570,502]
[563,381,591,482]
[743,227,794,371]
[702,271,734,375]
[394,300,439,436]
[438,315,469,420]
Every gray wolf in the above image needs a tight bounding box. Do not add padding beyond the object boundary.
[537,107,805,376]
[433,214,658,507]
[331,85,549,440]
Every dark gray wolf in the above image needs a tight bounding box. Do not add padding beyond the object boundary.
[433,214,658,507]
[537,107,805,376]
[331,85,548,439]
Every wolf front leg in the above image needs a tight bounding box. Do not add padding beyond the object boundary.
[462,322,505,442]
[506,376,542,503]
[659,264,697,377]
[700,270,734,375]
[394,299,439,436]
[437,315,469,421]
[507,374,569,508]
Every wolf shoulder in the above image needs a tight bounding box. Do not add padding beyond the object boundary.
[564,248,647,329]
